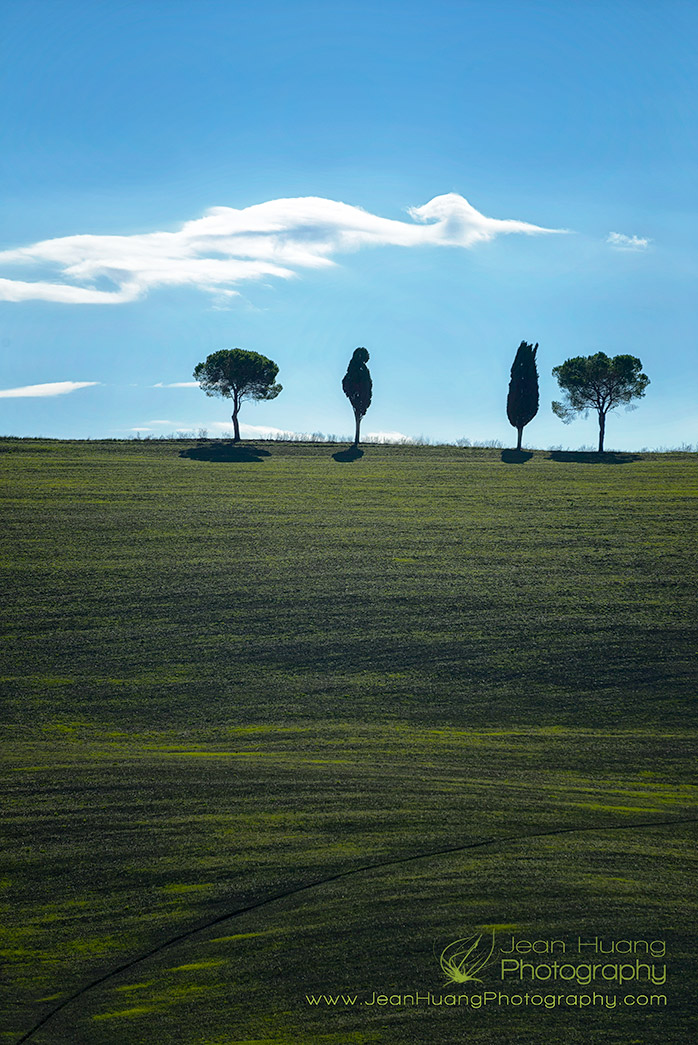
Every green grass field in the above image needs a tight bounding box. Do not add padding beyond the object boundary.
[1,438,696,1044]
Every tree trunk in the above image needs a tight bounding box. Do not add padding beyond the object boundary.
[598,410,605,453]
[353,413,361,447]
[232,406,241,443]
[516,425,523,451]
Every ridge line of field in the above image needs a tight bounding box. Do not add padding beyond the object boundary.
[15,814,698,1044]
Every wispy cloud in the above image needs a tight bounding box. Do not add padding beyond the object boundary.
[607,231,651,252]
[153,381,199,388]
[0,194,566,305]
[0,380,99,398]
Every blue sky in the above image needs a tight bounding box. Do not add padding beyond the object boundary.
[1,0,695,448]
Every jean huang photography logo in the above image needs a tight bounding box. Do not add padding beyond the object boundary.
[438,929,497,984]
[304,925,670,1011]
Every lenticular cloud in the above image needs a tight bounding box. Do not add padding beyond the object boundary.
[0,193,564,305]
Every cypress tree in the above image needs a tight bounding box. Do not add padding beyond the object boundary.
[342,347,372,447]
[507,341,539,451]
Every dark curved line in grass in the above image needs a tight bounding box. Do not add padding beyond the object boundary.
[15,815,698,1044]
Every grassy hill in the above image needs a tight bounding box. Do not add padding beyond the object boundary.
[2,439,696,1044]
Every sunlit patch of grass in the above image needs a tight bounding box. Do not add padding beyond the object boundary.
[60,936,120,957]
[114,980,154,993]
[92,1005,157,1020]
[170,960,225,972]
[574,802,664,813]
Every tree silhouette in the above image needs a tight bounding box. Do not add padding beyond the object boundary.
[193,349,281,443]
[342,347,372,447]
[552,353,649,452]
[506,340,539,450]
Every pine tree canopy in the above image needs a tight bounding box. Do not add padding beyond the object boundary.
[551,353,649,420]
[193,348,282,402]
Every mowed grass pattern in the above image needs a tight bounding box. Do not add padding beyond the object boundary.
[1,439,697,1044]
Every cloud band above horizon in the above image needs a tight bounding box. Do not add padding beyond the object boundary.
[0,194,565,305]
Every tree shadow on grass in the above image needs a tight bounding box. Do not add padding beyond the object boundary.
[501,449,533,464]
[332,446,365,463]
[179,442,272,463]
[547,451,640,465]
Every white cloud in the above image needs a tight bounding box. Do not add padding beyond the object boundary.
[0,277,139,304]
[0,194,566,305]
[363,430,413,443]
[0,380,99,398]
[607,232,651,252]
[212,421,302,438]
[153,381,199,388]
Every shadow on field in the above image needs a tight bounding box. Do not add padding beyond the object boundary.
[501,449,533,464]
[547,451,640,465]
[179,442,271,463]
[332,446,364,463]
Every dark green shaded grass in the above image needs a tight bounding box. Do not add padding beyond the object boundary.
[2,440,696,730]
[1,439,696,1044]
